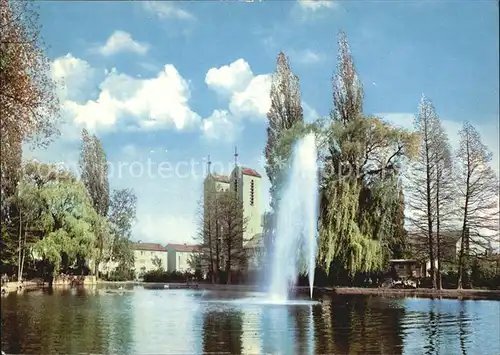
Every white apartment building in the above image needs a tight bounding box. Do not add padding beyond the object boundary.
[132,242,169,278]
[167,243,200,273]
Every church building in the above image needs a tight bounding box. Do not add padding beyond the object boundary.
[203,148,264,272]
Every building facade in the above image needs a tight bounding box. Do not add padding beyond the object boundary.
[132,242,169,278]
[167,243,200,272]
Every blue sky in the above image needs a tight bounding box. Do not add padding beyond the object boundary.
[26,0,499,244]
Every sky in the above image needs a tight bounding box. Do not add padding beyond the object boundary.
[25,0,499,245]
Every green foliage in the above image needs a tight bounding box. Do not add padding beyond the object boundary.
[31,177,98,274]
[143,270,193,283]
[151,255,164,271]
[187,252,202,271]
[1,161,105,277]
[319,178,383,275]
[264,52,304,211]
[103,267,135,282]
[79,129,110,217]
[107,189,137,271]
[262,32,419,282]
[470,258,500,289]
[110,237,135,274]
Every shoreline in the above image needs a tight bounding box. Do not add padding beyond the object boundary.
[3,280,500,300]
[327,286,500,300]
[100,282,500,300]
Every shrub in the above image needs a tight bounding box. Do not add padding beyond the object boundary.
[142,270,194,283]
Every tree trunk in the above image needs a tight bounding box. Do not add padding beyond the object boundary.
[17,210,22,282]
[425,159,436,289]
[457,169,471,290]
[226,242,232,285]
[436,176,442,290]
[19,222,28,282]
[207,213,215,284]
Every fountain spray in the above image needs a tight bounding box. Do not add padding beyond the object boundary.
[267,133,319,301]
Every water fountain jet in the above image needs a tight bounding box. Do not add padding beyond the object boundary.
[266,133,319,302]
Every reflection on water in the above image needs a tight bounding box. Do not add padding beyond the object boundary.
[1,286,499,355]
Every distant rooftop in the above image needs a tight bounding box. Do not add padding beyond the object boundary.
[240,167,261,178]
[208,166,262,182]
[167,243,200,253]
[131,242,168,252]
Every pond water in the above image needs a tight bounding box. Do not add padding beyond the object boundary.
[1,286,499,355]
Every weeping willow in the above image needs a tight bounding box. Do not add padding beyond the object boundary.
[358,175,402,262]
[318,177,383,276]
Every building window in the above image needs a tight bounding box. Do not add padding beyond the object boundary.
[178,256,181,268]
[250,180,254,206]
[234,178,238,193]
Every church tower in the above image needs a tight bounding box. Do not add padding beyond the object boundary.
[229,146,263,246]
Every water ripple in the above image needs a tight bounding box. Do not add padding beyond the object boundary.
[1,288,499,355]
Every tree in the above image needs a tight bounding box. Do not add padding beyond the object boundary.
[0,0,60,272]
[218,190,248,284]
[331,31,364,126]
[433,120,455,289]
[31,173,98,278]
[406,95,449,289]
[79,129,110,216]
[107,189,137,274]
[151,255,164,271]
[194,190,218,283]
[79,129,110,276]
[187,251,202,276]
[4,161,76,279]
[264,52,304,212]
[318,31,419,279]
[456,122,499,289]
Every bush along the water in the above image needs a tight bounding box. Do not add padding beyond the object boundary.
[142,270,194,283]
[102,267,135,282]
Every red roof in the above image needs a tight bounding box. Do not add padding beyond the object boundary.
[241,167,261,178]
[131,242,168,252]
[167,243,201,253]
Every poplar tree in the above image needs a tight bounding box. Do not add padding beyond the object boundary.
[264,52,304,210]
[263,52,304,265]
[79,129,110,276]
[107,189,137,274]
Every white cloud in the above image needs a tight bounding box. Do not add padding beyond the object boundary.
[297,0,339,11]
[143,1,195,21]
[51,54,274,144]
[292,49,324,64]
[205,58,254,94]
[203,59,272,141]
[293,0,341,21]
[53,54,200,135]
[51,54,95,102]
[97,31,149,57]
[229,74,272,119]
[201,109,241,142]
